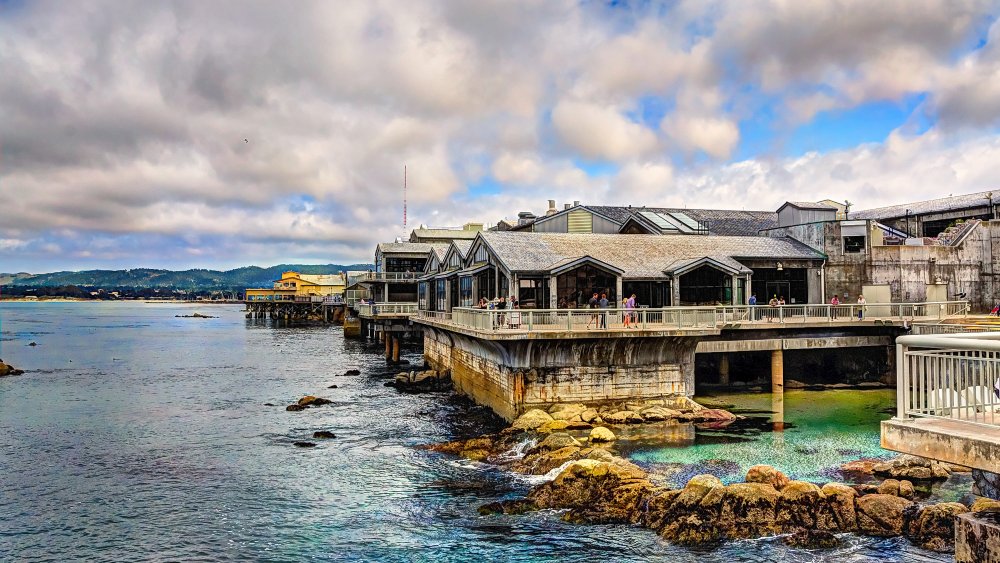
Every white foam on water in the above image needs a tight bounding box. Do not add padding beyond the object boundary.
[492,436,537,464]
[517,459,578,486]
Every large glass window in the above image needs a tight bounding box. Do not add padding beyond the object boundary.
[750,267,808,304]
[475,269,496,301]
[417,282,428,310]
[436,279,447,311]
[459,277,473,307]
[518,278,548,309]
[386,257,427,272]
[679,265,731,305]
[556,265,617,308]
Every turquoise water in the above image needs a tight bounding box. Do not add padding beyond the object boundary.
[0,302,950,562]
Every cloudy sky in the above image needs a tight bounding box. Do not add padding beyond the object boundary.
[2,0,1000,272]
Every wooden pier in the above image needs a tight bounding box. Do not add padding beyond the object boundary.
[245,296,346,323]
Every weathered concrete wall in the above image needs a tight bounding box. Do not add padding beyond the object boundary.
[956,512,1000,563]
[423,327,696,421]
[869,221,1000,311]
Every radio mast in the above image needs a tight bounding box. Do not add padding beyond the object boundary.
[403,165,407,231]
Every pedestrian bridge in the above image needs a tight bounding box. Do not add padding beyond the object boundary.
[415,301,968,339]
[881,329,1000,496]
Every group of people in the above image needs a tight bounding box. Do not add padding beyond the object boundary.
[477,296,519,310]
[747,293,868,321]
[586,292,638,329]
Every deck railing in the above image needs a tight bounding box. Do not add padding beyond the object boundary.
[358,272,421,282]
[895,332,1000,428]
[356,302,419,318]
[419,301,967,334]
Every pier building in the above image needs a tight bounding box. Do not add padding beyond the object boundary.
[244,271,347,321]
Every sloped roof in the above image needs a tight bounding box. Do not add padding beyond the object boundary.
[479,231,822,279]
[852,190,996,220]
[410,228,481,241]
[376,242,437,256]
[429,243,451,261]
[664,256,750,276]
[584,205,777,236]
[451,239,474,259]
[779,201,838,211]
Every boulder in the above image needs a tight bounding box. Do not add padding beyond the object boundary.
[906,502,968,552]
[872,455,951,480]
[297,395,320,406]
[603,410,643,424]
[327,384,339,389]
[512,445,584,474]
[537,420,570,434]
[460,449,491,461]
[511,409,554,430]
[312,431,336,439]
[718,482,781,538]
[746,465,791,490]
[855,494,913,537]
[877,478,915,499]
[681,408,737,423]
[293,441,317,448]
[588,426,616,443]
[285,404,306,412]
[0,360,23,377]
[343,369,361,376]
[548,403,587,421]
[640,406,682,421]
[776,481,824,529]
[579,408,602,424]
[971,497,1000,513]
[782,527,838,549]
[534,432,581,452]
[820,483,858,532]
[840,458,880,476]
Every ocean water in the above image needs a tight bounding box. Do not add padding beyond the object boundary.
[0,302,950,562]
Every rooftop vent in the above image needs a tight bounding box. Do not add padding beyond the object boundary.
[546,200,557,216]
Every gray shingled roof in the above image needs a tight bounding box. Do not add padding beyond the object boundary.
[480,231,822,279]
[781,201,838,210]
[852,190,996,220]
[376,242,437,255]
[410,228,481,241]
[451,239,474,259]
[584,205,777,236]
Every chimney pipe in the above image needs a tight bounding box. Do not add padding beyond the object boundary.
[546,199,557,216]
[564,203,571,210]
[573,200,580,207]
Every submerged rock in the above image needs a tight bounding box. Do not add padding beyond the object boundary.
[297,396,332,407]
[293,441,317,448]
[872,455,951,480]
[390,370,449,393]
[312,431,337,439]
[783,527,839,548]
[285,404,306,412]
[175,313,217,318]
[343,369,361,376]
[603,410,644,424]
[588,426,616,443]
[640,406,682,421]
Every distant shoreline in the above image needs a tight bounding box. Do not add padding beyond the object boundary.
[0,297,242,304]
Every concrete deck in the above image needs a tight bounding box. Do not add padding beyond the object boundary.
[881,417,1000,472]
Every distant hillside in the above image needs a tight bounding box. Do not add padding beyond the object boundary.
[1,264,373,291]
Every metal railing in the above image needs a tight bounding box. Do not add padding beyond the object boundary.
[419,301,967,334]
[896,332,1000,427]
[356,302,419,318]
[345,289,370,307]
[357,272,421,282]
[912,323,999,335]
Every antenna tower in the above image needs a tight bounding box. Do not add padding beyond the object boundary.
[403,165,407,230]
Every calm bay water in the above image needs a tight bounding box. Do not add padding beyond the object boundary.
[0,302,950,562]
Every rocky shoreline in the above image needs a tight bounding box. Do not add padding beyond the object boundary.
[431,405,997,554]
[0,359,25,377]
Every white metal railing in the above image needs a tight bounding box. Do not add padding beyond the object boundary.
[417,310,453,321]
[359,272,421,282]
[896,332,1000,427]
[356,302,419,318]
[912,323,998,335]
[421,301,967,334]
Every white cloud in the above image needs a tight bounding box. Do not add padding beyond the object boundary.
[662,114,740,160]
[551,100,659,162]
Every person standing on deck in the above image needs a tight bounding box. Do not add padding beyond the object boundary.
[625,294,637,328]
[831,294,840,320]
[857,294,866,320]
[749,294,757,306]
[586,292,600,329]
[598,293,609,328]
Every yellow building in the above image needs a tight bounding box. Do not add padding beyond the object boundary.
[245,271,347,302]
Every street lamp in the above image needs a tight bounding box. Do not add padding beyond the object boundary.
[987,192,995,221]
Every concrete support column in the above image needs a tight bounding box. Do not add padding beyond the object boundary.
[771,349,784,394]
[391,336,400,363]
[384,282,389,301]
[719,354,730,386]
[384,331,392,360]
[549,276,558,308]
[671,278,681,306]
[615,277,623,303]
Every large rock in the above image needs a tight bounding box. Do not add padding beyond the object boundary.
[548,403,587,421]
[658,474,726,544]
[971,497,1000,512]
[746,465,791,490]
[776,481,824,529]
[297,395,332,407]
[783,527,839,549]
[0,360,24,377]
[718,482,781,538]
[513,445,584,474]
[602,410,644,424]
[820,483,858,532]
[537,419,570,433]
[511,409,554,430]
[872,455,951,480]
[906,502,969,552]
[588,426,616,443]
[534,432,581,452]
[640,406,682,421]
[579,408,602,424]
[856,494,913,537]
[877,478,915,499]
